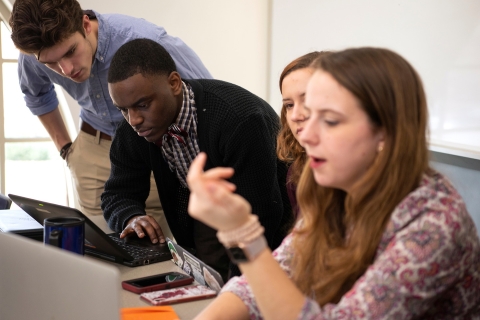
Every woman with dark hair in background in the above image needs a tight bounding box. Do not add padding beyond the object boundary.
[188,47,480,319]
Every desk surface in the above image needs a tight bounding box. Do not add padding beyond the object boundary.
[89,216,212,320]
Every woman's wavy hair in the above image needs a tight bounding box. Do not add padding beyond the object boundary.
[292,47,429,305]
[9,0,85,55]
[277,51,329,186]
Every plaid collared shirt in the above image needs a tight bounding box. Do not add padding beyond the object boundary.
[161,82,200,187]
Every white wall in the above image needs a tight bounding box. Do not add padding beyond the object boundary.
[270,0,480,157]
[78,0,270,100]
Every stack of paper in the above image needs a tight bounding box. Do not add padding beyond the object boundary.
[0,209,43,241]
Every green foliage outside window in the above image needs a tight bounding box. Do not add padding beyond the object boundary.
[5,144,55,161]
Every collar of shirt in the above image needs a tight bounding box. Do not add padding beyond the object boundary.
[157,82,200,187]
[155,81,197,147]
[173,81,197,139]
[92,10,110,66]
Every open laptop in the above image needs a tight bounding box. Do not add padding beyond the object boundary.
[166,237,224,292]
[8,194,172,267]
[0,232,121,320]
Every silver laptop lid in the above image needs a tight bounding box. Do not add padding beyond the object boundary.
[0,232,121,320]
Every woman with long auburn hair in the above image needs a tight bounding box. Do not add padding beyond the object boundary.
[187,47,480,319]
[277,51,327,218]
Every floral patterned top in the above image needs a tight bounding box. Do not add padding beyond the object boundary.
[221,171,480,319]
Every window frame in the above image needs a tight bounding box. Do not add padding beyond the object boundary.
[0,2,76,206]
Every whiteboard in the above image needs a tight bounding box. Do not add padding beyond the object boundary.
[269,0,480,157]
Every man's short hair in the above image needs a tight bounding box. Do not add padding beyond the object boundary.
[9,0,85,55]
[108,38,177,84]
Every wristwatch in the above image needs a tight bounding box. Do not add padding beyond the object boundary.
[226,235,267,264]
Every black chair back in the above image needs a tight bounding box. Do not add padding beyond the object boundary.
[0,193,12,210]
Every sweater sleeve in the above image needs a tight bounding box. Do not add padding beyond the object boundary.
[101,120,152,232]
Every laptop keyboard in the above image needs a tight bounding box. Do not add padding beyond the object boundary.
[109,236,168,260]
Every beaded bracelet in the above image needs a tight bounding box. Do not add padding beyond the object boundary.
[59,142,73,160]
[217,215,265,247]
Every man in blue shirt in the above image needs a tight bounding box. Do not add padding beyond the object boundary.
[9,0,212,231]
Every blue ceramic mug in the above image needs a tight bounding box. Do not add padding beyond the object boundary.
[44,217,85,255]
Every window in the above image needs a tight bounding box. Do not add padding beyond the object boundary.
[0,20,71,207]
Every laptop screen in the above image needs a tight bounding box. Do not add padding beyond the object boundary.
[0,232,121,320]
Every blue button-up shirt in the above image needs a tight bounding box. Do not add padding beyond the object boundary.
[18,11,212,137]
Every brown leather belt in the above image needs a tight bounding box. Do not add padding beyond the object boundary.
[80,122,112,141]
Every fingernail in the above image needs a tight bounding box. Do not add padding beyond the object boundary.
[152,238,158,244]
[139,233,144,237]
[160,238,165,243]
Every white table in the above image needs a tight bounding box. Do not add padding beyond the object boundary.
[89,216,213,320]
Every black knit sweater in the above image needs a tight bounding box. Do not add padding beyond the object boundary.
[102,79,293,278]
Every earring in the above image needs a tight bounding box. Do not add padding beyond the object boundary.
[377,144,384,153]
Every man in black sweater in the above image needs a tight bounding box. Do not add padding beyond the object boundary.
[102,39,293,280]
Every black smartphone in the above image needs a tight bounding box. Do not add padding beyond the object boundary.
[121,271,194,294]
